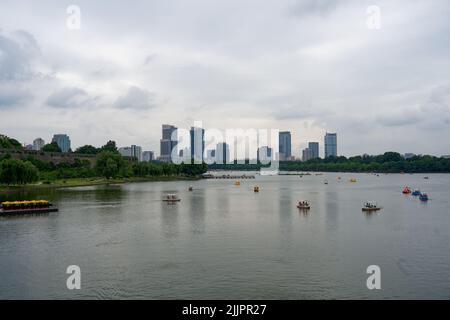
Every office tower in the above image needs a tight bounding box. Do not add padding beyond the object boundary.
[324,133,337,158]
[142,151,154,162]
[33,138,45,151]
[131,145,142,161]
[190,127,205,163]
[258,146,273,163]
[279,131,292,161]
[118,147,132,157]
[302,148,310,161]
[308,142,319,159]
[215,142,230,164]
[52,134,71,153]
[160,124,178,162]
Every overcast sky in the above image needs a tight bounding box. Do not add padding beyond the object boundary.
[1,0,449,157]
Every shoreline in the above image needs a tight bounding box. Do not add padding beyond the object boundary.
[0,175,201,193]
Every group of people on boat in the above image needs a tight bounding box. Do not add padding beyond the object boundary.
[364,202,377,209]
[297,201,310,209]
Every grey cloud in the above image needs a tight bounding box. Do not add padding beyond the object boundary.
[0,30,40,81]
[289,0,342,18]
[0,85,32,107]
[377,113,421,127]
[273,104,327,120]
[46,87,91,108]
[114,86,156,110]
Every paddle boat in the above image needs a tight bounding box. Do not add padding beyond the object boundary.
[419,193,429,202]
[297,201,311,210]
[412,190,421,196]
[349,178,357,183]
[234,181,241,186]
[402,187,412,194]
[362,201,381,212]
[162,194,181,202]
[0,200,58,215]
[188,186,194,192]
[324,179,329,185]
[253,186,260,193]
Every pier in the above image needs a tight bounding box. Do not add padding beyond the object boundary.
[202,173,256,179]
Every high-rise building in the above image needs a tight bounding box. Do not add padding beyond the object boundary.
[308,142,319,159]
[258,146,273,163]
[118,147,132,157]
[302,148,311,162]
[33,138,45,151]
[160,124,178,162]
[131,145,142,161]
[215,143,230,164]
[52,134,71,153]
[324,133,337,158]
[279,131,292,161]
[118,145,142,161]
[142,151,154,162]
[190,127,205,163]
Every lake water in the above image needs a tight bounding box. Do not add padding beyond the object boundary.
[1,172,450,299]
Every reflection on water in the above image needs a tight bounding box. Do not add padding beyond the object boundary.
[1,173,450,299]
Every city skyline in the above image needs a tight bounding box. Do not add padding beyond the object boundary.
[1,1,450,157]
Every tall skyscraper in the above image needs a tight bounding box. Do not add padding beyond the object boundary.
[324,133,337,158]
[190,127,205,163]
[279,131,292,161]
[160,124,177,162]
[131,145,142,161]
[52,134,71,153]
[33,138,45,151]
[308,142,319,159]
[215,142,230,164]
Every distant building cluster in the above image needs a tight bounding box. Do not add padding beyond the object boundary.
[25,126,339,163]
[155,125,339,163]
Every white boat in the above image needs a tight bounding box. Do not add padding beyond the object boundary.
[362,201,381,211]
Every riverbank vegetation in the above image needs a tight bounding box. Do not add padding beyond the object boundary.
[209,152,450,173]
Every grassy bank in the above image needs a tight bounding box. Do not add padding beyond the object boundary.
[0,175,201,192]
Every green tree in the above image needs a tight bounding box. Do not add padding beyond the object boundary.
[95,151,126,179]
[42,142,62,152]
[0,159,39,185]
[75,145,99,154]
[100,140,118,153]
[0,135,22,149]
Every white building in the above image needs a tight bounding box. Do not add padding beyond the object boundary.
[33,138,45,151]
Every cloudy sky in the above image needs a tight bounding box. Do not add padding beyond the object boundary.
[0,0,449,157]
